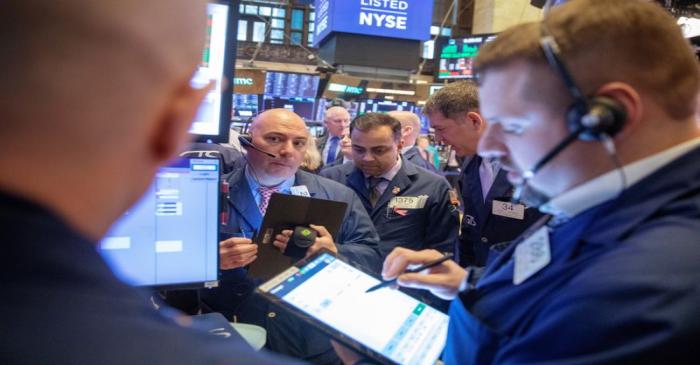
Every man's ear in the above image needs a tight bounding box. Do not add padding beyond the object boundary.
[148,80,215,163]
[466,111,485,132]
[595,82,641,140]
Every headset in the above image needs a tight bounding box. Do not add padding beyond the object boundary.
[238,134,278,159]
[511,24,629,203]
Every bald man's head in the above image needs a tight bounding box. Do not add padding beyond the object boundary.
[247,109,309,185]
[0,0,212,239]
[0,0,207,151]
[388,111,421,147]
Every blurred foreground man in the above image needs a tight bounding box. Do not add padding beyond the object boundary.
[0,1,302,364]
[364,0,700,364]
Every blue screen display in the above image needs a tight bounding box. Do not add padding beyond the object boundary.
[99,158,220,288]
[314,0,433,46]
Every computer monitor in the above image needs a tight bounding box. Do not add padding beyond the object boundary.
[189,1,236,143]
[263,96,317,121]
[358,99,415,114]
[264,71,320,98]
[436,34,496,80]
[99,157,221,290]
[232,94,260,119]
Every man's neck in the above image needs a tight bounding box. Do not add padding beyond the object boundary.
[245,165,295,187]
[0,158,134,242]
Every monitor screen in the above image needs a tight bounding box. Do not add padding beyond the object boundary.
[264,71,320,98]
[359,99,415,114]
[99,158,220,289]
[189,2,235,142]
[437,34,496,80]
[263,96,317,121]
[232,94,260,119]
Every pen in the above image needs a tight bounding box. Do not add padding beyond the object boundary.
[365,252,455,293]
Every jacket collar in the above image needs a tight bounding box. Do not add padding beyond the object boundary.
[347,158,418,214]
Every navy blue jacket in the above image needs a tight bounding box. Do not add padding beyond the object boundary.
[320,159,458,257]
[0,192,302,365]
[316,133,342,168]
[444,145,700,364]
[403,145,437,172]
[458,155,543,266]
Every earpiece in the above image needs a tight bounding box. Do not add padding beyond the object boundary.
[540,25,627,141]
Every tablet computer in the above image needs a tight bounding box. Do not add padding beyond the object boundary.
[257,250,449,365]
[249,193,347,280]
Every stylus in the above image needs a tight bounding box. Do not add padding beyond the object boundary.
[364,252,454,293]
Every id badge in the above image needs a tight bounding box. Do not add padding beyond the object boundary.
[290,185,310,197]
[513,225,551,285]
[492,200,525,220]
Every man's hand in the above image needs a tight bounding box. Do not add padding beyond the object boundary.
[219,237,257,270]
[331,340,363,365]
[383,247,467,300]
[273,230,292,253]
[306,224,338,257]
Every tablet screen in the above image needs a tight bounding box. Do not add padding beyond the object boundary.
[258,252,448,365]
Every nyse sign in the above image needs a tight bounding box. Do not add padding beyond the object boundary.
[314,0,432,46]
[359,0,408,30]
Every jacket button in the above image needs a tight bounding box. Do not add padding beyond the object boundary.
[481,237,488,243]
[268,311,276,318]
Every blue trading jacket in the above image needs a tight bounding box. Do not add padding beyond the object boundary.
[320,158,458,257]
[403,145,437,172]
[443,146,700,364]
[459,155,544,266]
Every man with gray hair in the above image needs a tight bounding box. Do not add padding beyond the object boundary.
[318,106,351,167]
[387,110,436,171]
[0,1,303,363]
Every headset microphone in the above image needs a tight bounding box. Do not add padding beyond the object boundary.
[511,125,584,204]
[238,135,278,159]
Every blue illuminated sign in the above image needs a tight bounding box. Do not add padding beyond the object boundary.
[313,0,433,46]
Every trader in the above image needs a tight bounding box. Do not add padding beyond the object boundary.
[320,113,457,310]
[1,1,302,364]
[373,1,700,364]
[387,110,436,171]
[317,106,351,167]
[424,81,544,267]
[320,112,457,257]
[204,108,381,362]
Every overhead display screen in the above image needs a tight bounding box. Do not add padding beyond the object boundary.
[437,34,496,80]
[263,96,317,121]
[358,99,414,114]
[264,72,320,98]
